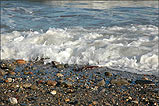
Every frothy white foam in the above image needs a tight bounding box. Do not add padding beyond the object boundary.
[1,25,158,75]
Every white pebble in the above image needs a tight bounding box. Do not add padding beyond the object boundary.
[50,90,56,95]
[7,78,12,82]
[9,97,18,104]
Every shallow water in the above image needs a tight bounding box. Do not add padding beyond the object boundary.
[1,1,159,75]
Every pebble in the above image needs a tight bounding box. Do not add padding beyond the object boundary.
[111,79,129,86]
[46,80,57,86]
[11,84,19,88]
[38,80,44,84]
[9,97,18,104]
[24,71,33,75]
[56,64,65,69]
[24,72,29,75]
[62,81,73,87]
[142,77,149,80]
[9,71,16,75]
[23,83,32,88]
[16,59,26,64]
[7,78,12,82]
[0,69,7,76]
[0,59,159,106]
[92,101,98,105]
[31,85,38,90]
[65,98,70,102]
[97,79,105,86]
[28,72,33,75]
[105,72,112,77]
[132,100,138,104]
[56,73,64,77]
[135,80,154,85]
[91,86,98,91]
[128,96,132,100]
[50,90,57,95]
[105,103,111,106]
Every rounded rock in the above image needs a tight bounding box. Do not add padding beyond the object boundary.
[97,79,105,86]
[50,90,57,95]
[0,69,7,76]
[105,72,112,77]
[9,97,18,104]
[46,80,57,86]
[31,85,38,90]
[16,59,26,64]
[56,73,64,77]
[23,83,32,88]
[7,78,12,82]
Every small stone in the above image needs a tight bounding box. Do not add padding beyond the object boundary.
[0,69,7,76]
[56,73,64,77]
[154,102,158,106]
[126,96,132,102]
[31,85,38,90]
[135,80,154,85]
[38,80,43,84]
[132,101,138,104]
[91,86,98,91]
[28,72,33,75]
[97,79,105,86]
[11,84,19,88]
[65,81,73,87]
[23,83,32,88]
[105,103,111,106]
[24,72,29,75]
[92,101,98,105]
[9,71,16,75]
[111,98,115,104]
[17,78,22,81]
[0,102,5,105]
[9,97,18,104]
[5,80,9,83]
[56,64,65,69]
[46,80,57,86]
[105,72,112,77]
[50,90,56,95]
[66,89,74,93]
[60,81,73,87]
[52,61,60,66]
[16,59,26,64]
[142,77,149,80]
[65,98,70,102]
[126,99,129,102]
[7,78,12,82]
[100,88,106,93]
[111,79,129,86]
[128,96,132,100]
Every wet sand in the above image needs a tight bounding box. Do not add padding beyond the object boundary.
[0,59,159,106]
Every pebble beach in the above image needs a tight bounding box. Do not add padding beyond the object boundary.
[0,59,159,106]
[1,1,159,106]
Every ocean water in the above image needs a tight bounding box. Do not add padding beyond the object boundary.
[1,1,159,75]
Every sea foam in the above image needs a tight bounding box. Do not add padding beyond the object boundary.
[1,25,158,75]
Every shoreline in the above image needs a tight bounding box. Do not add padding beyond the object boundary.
[0,59,159,105]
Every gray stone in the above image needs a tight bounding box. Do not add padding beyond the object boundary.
[135,80,154,85]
